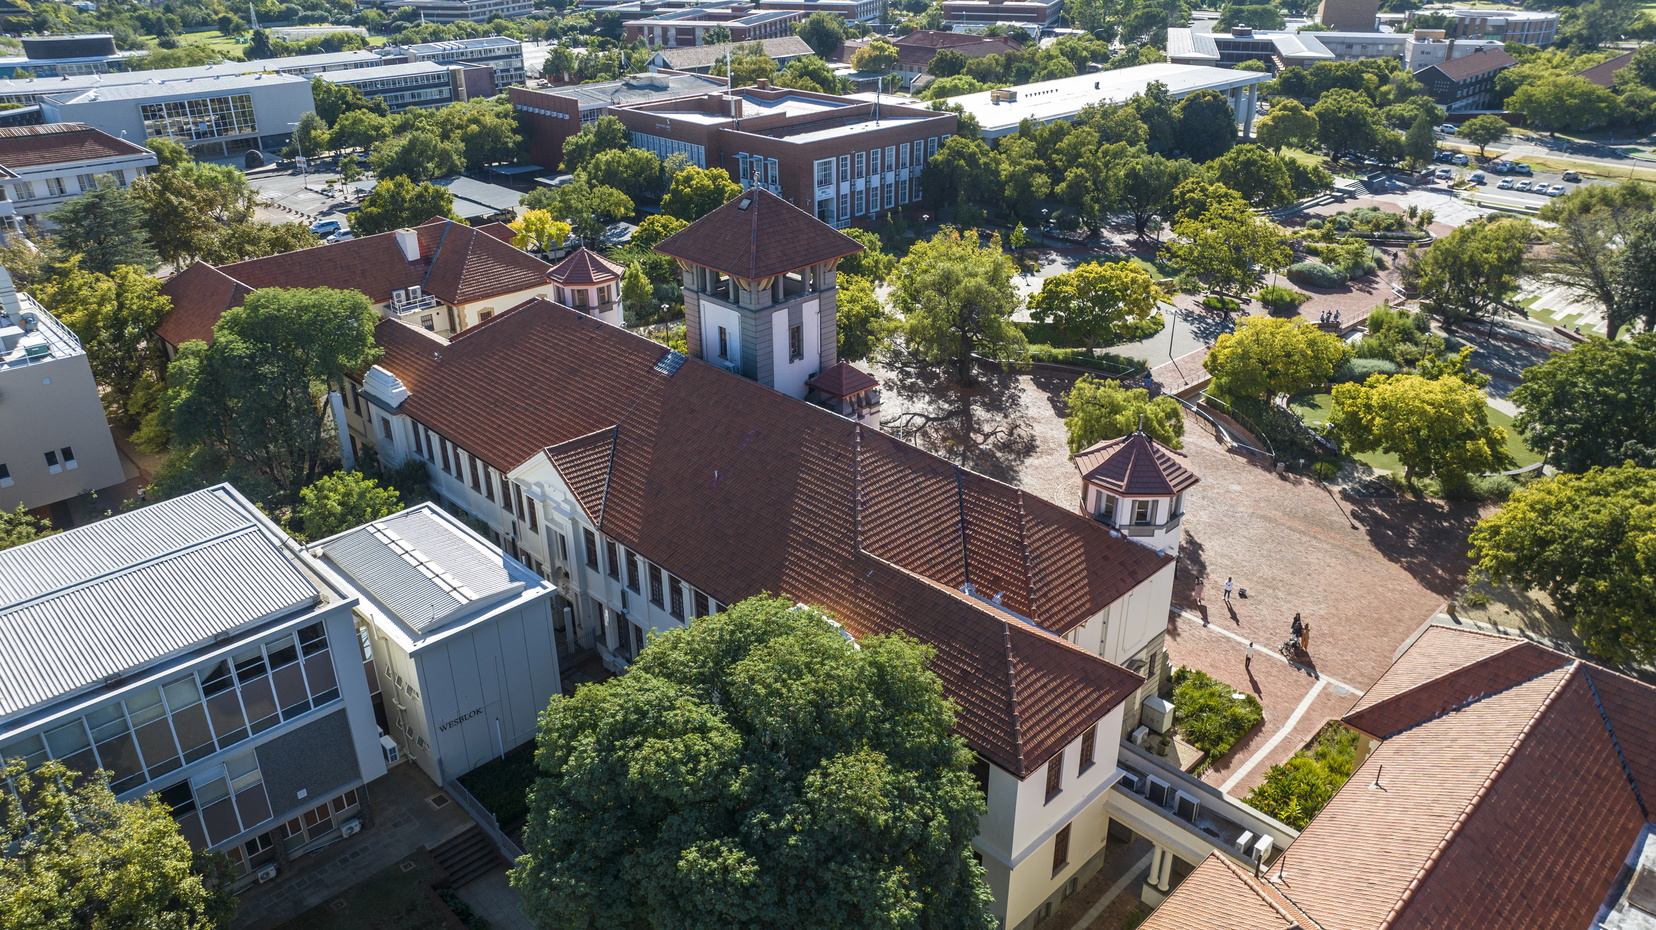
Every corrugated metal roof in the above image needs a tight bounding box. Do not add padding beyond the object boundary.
[311,505,523,638]
[0,486,323,719]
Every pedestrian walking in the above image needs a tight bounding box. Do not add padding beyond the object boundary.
[1245,641,1255,669]
[1193,576,1205,604]
[1291,613,1304,647]
[1301,619,1312,653]
[1223,578,1234,602]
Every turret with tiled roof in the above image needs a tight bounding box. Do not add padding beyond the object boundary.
[1072,429,1198,555]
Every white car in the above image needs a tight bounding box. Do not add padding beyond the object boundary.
[1515,180,1532,192]
[1497,178,1514,189]
[1435,167,1453,180]
[326,230,355,243]
[1548,184,1567,196]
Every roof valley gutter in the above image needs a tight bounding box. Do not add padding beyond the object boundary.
[1584,666,1651,820]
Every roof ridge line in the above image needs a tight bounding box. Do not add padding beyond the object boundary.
[595,425,619,530]
[853,423,863,553]
[1218,856,1321,930]
[420,221,450,291]
[1,521,265,616]
[1583,666,1651,819]
[1375,661,1579,930]
[1001,620,1025,776]
[1016,489,1037,618]
[953,465,970,589]
[1345,641,1561,737]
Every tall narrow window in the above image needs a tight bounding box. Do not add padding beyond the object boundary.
[60,447,76,470]
[718,326,729,359]
[44,450,60,474]
[412,428,424,457]
[526,498,539,532]
[1079,725,1096,772]
[468,454,481,491]
[1052,824,1071,875]
[605,540,620,579]
[440,438,452,474]
[1045,754,1062,802]
[668,575,685,619]
[693,591,709,619]
[648,565,664,607]
[583,529,598,569]
[789,324,803,361]
[626,553,640,592]
[482,467,495,501]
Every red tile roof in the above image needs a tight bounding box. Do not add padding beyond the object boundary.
[1347,624,1519,713]
[1150,627,1656,930]
[1140,853,1311,930]
[807,360,878,398]
[374,300,1171,777]
[0,122,152,170]
[157,219,556,349]
[473,221,517,242]
[547,247,624,286]
[653,187,865,280]
[1417,47,1516,82]
[1072,432,1200,497]
[1577,49,1636,88]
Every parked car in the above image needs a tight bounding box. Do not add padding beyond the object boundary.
[1435,150,1454,163]
[1435,167,1454,180]
[1492,161,1513,173]
[1515,180,1532,192]
[1563,170,1581,182]
[325,230,354,243]
[1513,163,1533,175]
[1497,178,1514,189]
[1452,153,1469,165]
[1549,184,1568,196]
[310,219,342,235]
[1470,172,1487,184]
[1441,123,1458,134]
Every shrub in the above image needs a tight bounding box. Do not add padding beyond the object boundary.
[1332,357,1402,383]
[456,742,537,828]
[1171,667,1264,761]
[1286,261,1348,289]
[1244,722,1358,829]
[1202,295,1241,314]
[1257,284,1310,315]
[1305,218,1325,230]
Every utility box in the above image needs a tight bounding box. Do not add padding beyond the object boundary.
[1141,696,1176,734]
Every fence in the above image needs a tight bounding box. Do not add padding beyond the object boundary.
[445,778,525,861]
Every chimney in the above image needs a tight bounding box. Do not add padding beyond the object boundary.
[754,77,769,89]
[394,228,421,263]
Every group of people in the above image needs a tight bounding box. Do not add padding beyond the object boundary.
[1192,575,1313,662]
[1318,308,1343,327]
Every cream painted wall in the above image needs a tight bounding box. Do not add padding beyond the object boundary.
[699,298,744,372]
[1069,564,1176,668]
[769,298,819,399]
[0,341,125,511]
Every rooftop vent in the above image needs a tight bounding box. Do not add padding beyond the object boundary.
[737,198,752,210]
[1231,25,1254,36]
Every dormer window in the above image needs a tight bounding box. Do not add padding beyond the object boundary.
[1132,500,1153,526]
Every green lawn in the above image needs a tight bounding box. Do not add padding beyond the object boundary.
[271,857,452,930]
[1290,392,1541,472]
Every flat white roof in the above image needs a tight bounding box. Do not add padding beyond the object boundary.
[319,61,452,83]
[950,62,1270,136]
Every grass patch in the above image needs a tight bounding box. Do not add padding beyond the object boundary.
[271,856,451,930]
[457,741,538,829]
[1278,146,1328,170]
[1243,722,1358,830]
[1289,391,1541,471]
[1171,667,1264,762]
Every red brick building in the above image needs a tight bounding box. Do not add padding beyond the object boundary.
[609,82,957,226]
[508,72,726,171]
[834,30,1023,87]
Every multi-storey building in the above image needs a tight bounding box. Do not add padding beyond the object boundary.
[383,36,526,94]
[948,62,1268,139]
[607,83,956,227]
[646,36,815,75]
[158,219,563,355]
[382,0,534,23]
[0,485,389,890]
[1166,24,1504,72]
[834,30,1023,88]
[0,267,124,511]
[1415,46,1516,112]
[624,2,805,48]
[941,0,1064,27]
[508,72,727,170]
[1429,7,1558,46]
[0,122,156,233]
[0,33,148,78]
[316,61,471,111]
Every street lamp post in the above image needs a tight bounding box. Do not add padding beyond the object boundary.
[1040,208,1049,246]
[287,121,308,188]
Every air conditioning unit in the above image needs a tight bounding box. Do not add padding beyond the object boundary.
[380,734,401,765]
[391,289,407,306]
[256,865,278,883]
[340,818,362,838]
[1130,725,1151,748]
[1174,790,1200,822]
[1146,776,1171,809]
[1233,830,1256,857]
[1252,834,1274,862]
[408,285,423,301]
[722,361,739,374]
[1141,696,1176,734]
[1119,771,1143,793]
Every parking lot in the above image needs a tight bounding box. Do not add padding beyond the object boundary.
[1426,152,1608,209]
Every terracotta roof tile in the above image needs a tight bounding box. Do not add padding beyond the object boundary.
[1578,50,1637,87]
[806,360,877,397]
[653,187,865,280]
[1584,665,1656,814]
[1073,432,1200,497]
[374,301,1162,777]
[1418,48,1515,81]
[1349,624,1523,713]
[547,247,624,286]
[1342,638,1569,740]
[157,219,555,348]
[473,221,517,242]
[0,122,152,170]
[1139,853,1308,930]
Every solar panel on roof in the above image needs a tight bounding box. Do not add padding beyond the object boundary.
[653,350,687,376]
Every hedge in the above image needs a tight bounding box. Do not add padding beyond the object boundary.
[1286,261,1349,289]
[1244,722,1359,829]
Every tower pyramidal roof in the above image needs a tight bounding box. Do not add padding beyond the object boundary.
[653,188,864,281]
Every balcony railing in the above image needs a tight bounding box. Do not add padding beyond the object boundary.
[389,294,438,314]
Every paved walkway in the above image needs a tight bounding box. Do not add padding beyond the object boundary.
[234,764,476,930]
[455,870,534,930]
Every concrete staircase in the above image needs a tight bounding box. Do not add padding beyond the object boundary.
[430,826,506,889]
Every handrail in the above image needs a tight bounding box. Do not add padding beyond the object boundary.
[444,778,524,861]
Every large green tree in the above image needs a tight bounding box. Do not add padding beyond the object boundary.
[1613,212,1656,336]
[561,115,631,173]
[1329,372,1511,488]
[198,221,319,265]
[1457,114,1509,158]
[511,595,997,930]
[1118,151,1197,239]
[351,176,459,237]
[1205,315,1352,401]
[1402,217,1532,327]
[580,147,665,202]
[296,470,402,541]
[893,228,1026,384]
[1534,181,1656,338]
[1162,190,1289,299]
[1063,375,1184,454]
[794,10,852,57]
[1402,111,1436,168]
[46,184,156,273]
[369,131,464,181]
[1254,99,1319,154]
[1508,76,1619,133]
[1312,88,1381,158]
[311,76,388,125]
[36,264,172,426]
[1173,89,1237,162]
[836,273,895,363]
[531,176,635,243]
[1209,144,1293,207]
[1511,334,1656,472]
[1031,260,1163,354]
[129,163,256,266]
[160,288,381,506]
[0,759,237,930]
[661,165,741,222]
[1468,464,1656,664]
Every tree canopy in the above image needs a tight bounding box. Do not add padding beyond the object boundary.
[661,165,742,222]
[296,471,403,541]
[1613,212,1656,336]
[892,228,1027,384]
[1205,315,1352,400]
[1511,334,1656,471]
[0,759,237,930]
[1162,185,1290,299]
[160,288,381,507]
[36,263,172,427]
[1402,217,1532,327]
[1468,464,1656,665]
[0,504,57,552]
[1254,99,1319,154]
[1457,114,1509,157]
[511,595,997,930]
[369,130,465,181]
[1030,260,1163,354]
[1329,371,1511,487]
[46,184,156,273]
[352,176,459,237]
[836,273,896,363]
[1063,375,1184,454]
[1536,182,1656,337]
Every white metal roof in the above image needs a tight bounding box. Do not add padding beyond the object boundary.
[309,505,530,640]
[950,62,1271,137]
[0,486,324,720]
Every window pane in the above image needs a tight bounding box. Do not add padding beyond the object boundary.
[267,636,299,669]
[125,687,166,726]
[206,690,246,741]
[201,661,233,697]
[234,646,268,682]
[298,623,327,655]
[164,676,201,710]
[45,721,90,757]
[96,732,143,782]
[304,653,338,698]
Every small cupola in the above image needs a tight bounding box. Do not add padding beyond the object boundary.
[1072,430,1199,555]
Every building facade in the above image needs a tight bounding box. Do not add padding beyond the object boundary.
[382,0,535,22]
[386,36,526,94]
[948,62,1267,138]
[940,0,1065,26]
[624,4,805,47]
[1415,46,1516,112]
[317,61,464,111]
[834,31,1023,88]
[0,33,147,78]
[307,502,560,786]
[508,72,727,171]
[608,83,957,227]
[34,70,314,159]
[1073,432,1200,557]
[1314,0,1378,32]
[0,122,157,233]
[0,269,124,512]
[0,485,389,890]
[1432,8,1558,46]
